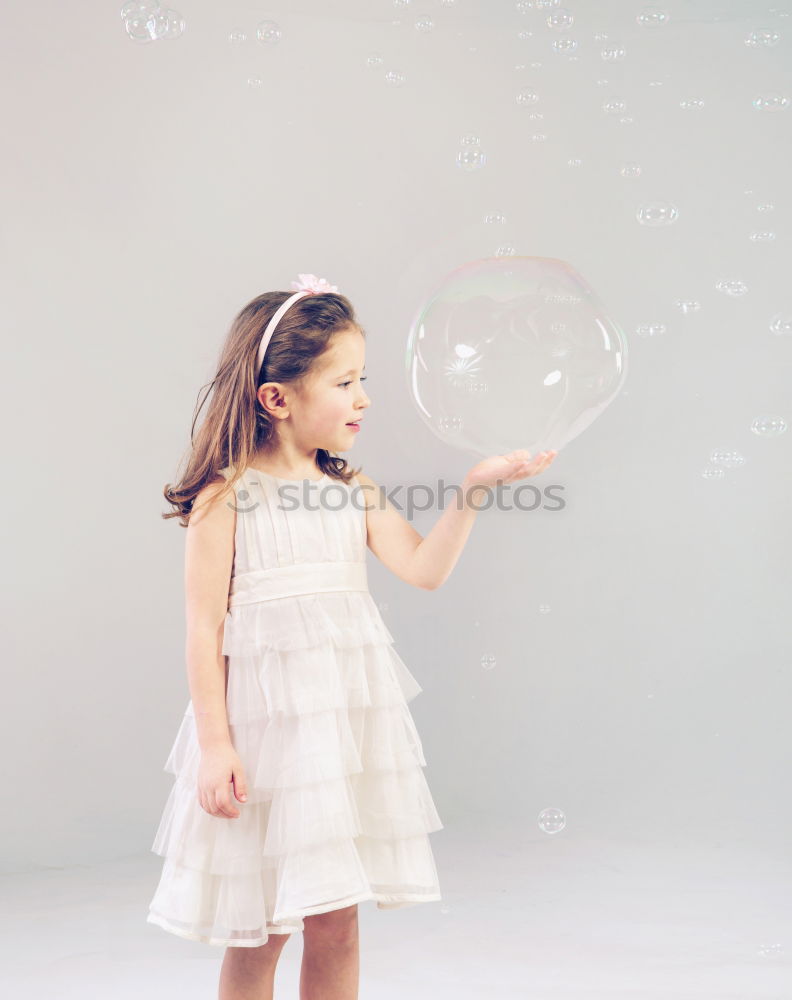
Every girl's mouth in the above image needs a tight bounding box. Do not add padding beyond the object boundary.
[346,422,360,431]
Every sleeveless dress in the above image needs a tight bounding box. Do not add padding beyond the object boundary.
[146,465,443,947]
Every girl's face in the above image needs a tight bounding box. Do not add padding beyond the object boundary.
[293,327,370,452]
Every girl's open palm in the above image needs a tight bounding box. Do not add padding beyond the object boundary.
[197,745,248,819]
[464,448,558,490]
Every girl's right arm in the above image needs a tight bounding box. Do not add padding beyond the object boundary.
[184,476,248,818]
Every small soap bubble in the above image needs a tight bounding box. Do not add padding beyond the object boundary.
[384,69,406,86]
[637,7,670,28]
[601,45,626,61]
[749,231,776,242]
[538,807,566,834]
[680,97,705,110]
[484,212,507,224]
[365,54,383,68]
[752,93,789,111]
[637,201,678,226]
[701,466,725,480]
[635,323,666,337]
[247,75,264,88]
[744,29,781,47]
[415,16,435,32]
[709,450,746,468]
[715,279,748,296]
[257,20,282,43]
[517,89,540,107]
[756,202,775,212]
[620,162,642,177]
[567,158,583,167]
[228,28,246,44]
[751,415,787,436]
[674,300,700,314]
[769,313,792,335]
[552,38,578,54]
[494,245,517,256]
[547,8,574,29]
[538,604,552,614]
[457,148,487,170]
[480,654,497,670]
[603,97,627,114]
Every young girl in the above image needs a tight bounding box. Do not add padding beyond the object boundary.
[146,272,557,999]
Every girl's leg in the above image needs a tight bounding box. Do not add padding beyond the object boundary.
[300,903,359,1000]
[218,932,291,1000]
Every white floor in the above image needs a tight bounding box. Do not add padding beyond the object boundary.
[3,813,790,999]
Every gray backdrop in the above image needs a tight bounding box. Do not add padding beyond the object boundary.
[4,0,790,907]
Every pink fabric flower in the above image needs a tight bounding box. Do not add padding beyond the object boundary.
[290,273,339,295]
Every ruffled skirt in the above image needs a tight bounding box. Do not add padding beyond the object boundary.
[146,589,443,947]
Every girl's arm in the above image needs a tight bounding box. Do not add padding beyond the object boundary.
[183,477,236,751]
[356,450,556,591]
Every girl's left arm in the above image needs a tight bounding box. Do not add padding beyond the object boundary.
[355,449,556,590]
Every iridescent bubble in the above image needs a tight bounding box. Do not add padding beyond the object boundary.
[567,158,583,167]
[601,45,626,61]
[257,19,282,43]
[228,28,246,44]
[529,133,547,142]
[384,69,406,86]
[538,807,566,834]
[637,7,670,27]
[393,0,410,7]
[710,449,746,467]
[517,30,533,40]
[752,93,789,111]
[603,97,627,114]
[536,0,561,8]
[744,29,781,47]
[620,162,642,177]
[756,202,775,212]
[547,8,574,29]
[751,415,787,436]
[484,212,507,224]
[674,300,700,314]
[552,37,578,53]
[635,323,666,337]
[769,312,792,335]
[749,231,776,241]
[494,245,518,256]
[480,654,496,670]
[716,279,748,296]
[247,75,263,88]
[457,147,486,170]
[460,133,481,146]
[680,98,705,110]
[516,0,533,11]
[701,466,725,480]
[123,5,185,42]
[365,54,383,68]
[440,0,457,6]
[538,604,552,614]
[405,256,628,458]
[636,201,678,226]
[415,16,435,32]
[517,89,540,106]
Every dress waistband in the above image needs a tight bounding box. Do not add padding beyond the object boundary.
[227,560,369,606]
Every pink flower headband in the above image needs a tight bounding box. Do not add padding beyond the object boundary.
[256,272,339,374]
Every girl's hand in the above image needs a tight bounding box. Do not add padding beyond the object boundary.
[463,449,558,490]
[197,745,248,819]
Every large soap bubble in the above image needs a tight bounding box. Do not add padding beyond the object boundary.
[405,257,628,457]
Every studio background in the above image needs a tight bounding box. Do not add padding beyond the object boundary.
[4,1,790,997]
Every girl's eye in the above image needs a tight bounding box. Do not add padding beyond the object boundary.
[340,377,368,388]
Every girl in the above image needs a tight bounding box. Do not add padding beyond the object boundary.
[146,272,557,1000]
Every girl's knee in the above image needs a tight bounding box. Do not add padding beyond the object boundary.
[303,904,359,945]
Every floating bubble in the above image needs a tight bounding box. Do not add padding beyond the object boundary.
[538,807,566,834]
[744,29,781,47]
[620,162,642,177]
[752,93,789,111]
[701,467,726,480]
[484,212,507,224]
[257,20,282,43]
[749,231,776,241]
[601,45,626,61]
[680,97,705,110]
[567,158,583,167]
[538,604,552,614]
[674,300,700,314]
[637,7,670,28]
[710,450,746,467]
[365,54,383,68]
[547,8,574,29]
[635,323,666,337]
[637,201,678,226]
[494,245,518,257]
[405,257,628,458]
[751,415,787,436]
[123,4,185,42]
[415,16,435,32]
[770,313,792,335]
[552,38,578,54]
[457,147,487,170]
[480,654,496,670]
[517,89,540,107]
[716,279,748,296]
[384,70,406,86]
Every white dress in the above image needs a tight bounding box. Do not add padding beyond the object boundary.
[146,465,443,947]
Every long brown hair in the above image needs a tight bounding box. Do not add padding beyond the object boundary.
[163,289,365,526]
